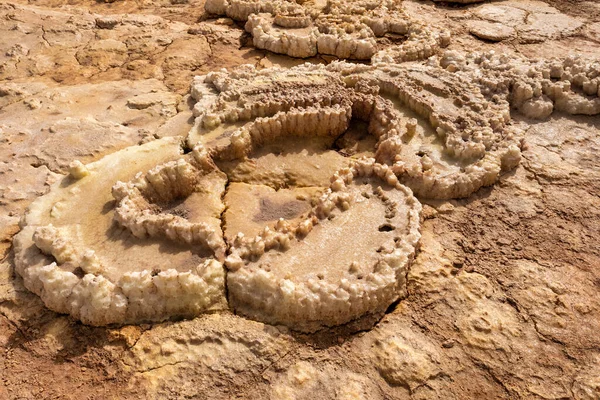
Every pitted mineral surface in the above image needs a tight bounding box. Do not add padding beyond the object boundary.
[205,0,450,62]
[107,147,421,330]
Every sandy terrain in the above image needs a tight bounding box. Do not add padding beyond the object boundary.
[1,0,599,399]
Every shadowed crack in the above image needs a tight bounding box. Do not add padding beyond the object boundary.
[0,309,28,342]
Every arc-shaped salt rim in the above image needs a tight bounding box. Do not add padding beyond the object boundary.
[205,0,450,62]
[14,226,226,326]
[226,159,421,331]
[190,62,523,199]
[273,4,311,29]
[353,62,523,199]
[371,21,451,63]
[437,51,600,119]
[190,67,347,129]
[214,104,354,161]
[12,138,227,326]
[111,147,226,259]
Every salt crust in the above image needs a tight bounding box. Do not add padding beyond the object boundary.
[15,51,597,329]
[189,61,523,199]
[13,138,227,326]
[205,0,450,62]
[226,159,421,331]
[437,51,600,119]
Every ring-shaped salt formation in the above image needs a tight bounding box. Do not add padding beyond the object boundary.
[14,57,531,331]
[111,152,421,331]
[189,62,523,199]
[13,138,227,325]
[112,149,227,260]
[205,0,451,62]
[109,93,420,330]
[225,160,421,331]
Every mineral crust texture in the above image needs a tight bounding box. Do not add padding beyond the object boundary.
[3,0,600,398]
[189,62,524,199]
[205,0,450,62]
[436,51,600,119]
[13,53,599,332]
[13,138,228,326]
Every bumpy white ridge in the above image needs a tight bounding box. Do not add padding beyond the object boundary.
[206,0,450,62]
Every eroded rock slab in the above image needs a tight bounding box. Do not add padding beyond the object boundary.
[469,20,515,42]
[466,2,584,44]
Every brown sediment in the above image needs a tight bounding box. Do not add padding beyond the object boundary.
[2,0,600,398]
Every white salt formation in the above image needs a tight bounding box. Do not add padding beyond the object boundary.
[13,138,227,326]
[205,0,450,62]
[436,51,600,119]
[189,62,523,199]
[112,146,228,260]
[226,159,421,331]
[15,51,596,330]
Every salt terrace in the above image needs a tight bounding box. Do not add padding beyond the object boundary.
[2,0,600,397]
[13,52,599,330]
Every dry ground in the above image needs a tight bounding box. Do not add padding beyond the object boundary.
[1,0,599,399]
